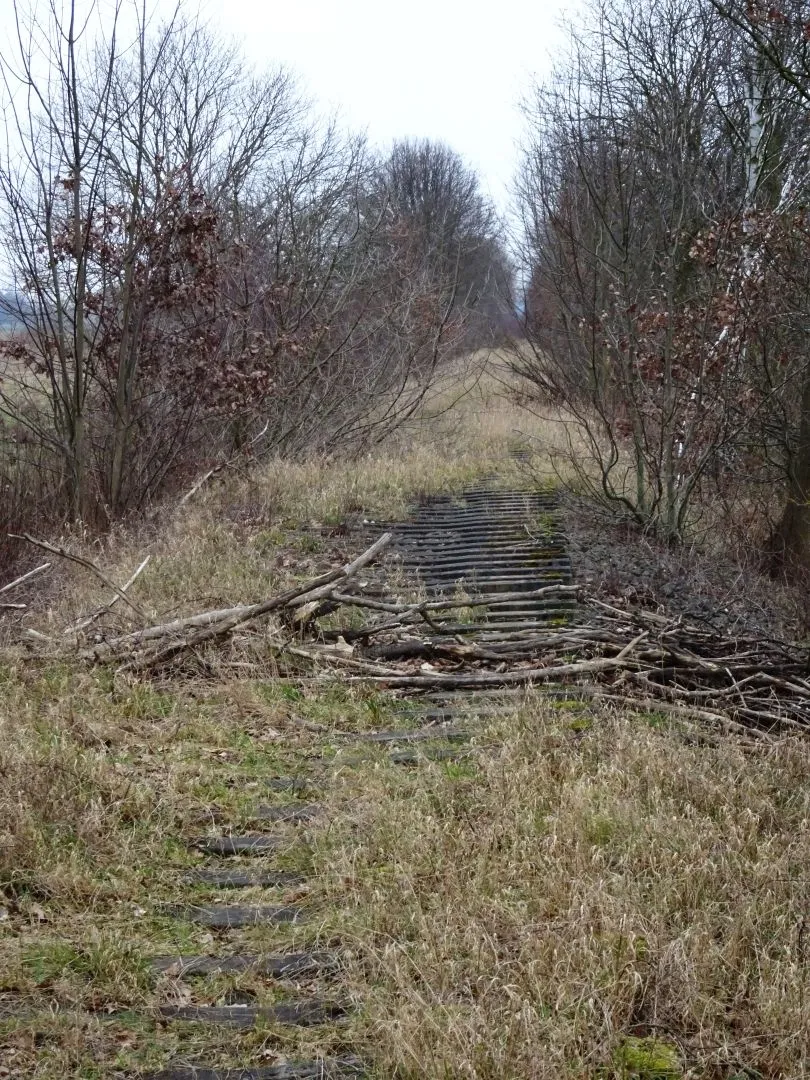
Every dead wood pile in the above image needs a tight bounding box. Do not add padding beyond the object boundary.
[307,584,810,737]
[12,533,810,738]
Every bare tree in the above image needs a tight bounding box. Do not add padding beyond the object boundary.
[513,0,810,550]
[217,126,467,457]
[377,138,513,348]
[708,0,810,567]
[0,0,301,517]
[0,0,492,533]
[0,0,126,518]
[84,13,300,511]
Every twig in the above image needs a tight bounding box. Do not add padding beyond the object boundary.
[613,629,649,660]
[10,534,148,622]
[0,561,51,595]
[67,555,151,634]
[178,421,269,507]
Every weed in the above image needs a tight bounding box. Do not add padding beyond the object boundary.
[568,716,593,732]
[115,684,176,721]
[612,1036,681,1079]
[641,710,672,730]
[583,812,619,846]
[19,932,151,1004]
[533,510,560,536]
[550,696,590,711]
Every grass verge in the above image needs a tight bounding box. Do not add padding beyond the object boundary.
[326,699,810,1078]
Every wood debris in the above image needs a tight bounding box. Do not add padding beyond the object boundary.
[11,529,810,737]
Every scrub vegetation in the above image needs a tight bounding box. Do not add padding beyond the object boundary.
[3,0,810,1077]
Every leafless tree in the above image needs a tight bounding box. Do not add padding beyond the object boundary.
[377,138,513,349]
[0,0,124,518]
[217,126,467,457]
[708,0,810,567]
[88,13,302,511]
[0,0,302,516]
[0,0,500,535]
[513,0,810,555]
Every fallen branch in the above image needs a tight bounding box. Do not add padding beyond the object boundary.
[354,655,637,690]
[22,499,807,741]
[178,421,269,507]
[319,587,809,735]
[11,534,148,622]
[0,562,51,596]
[590,693,771,740]
[112,533,392,672]
[67,556,151,635]
[85,533,392,663]
[329,583,580,615]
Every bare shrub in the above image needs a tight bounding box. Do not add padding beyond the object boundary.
[512,0,810,569]
[0,1,504,534]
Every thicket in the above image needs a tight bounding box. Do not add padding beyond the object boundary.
[0,0,510,576]
[513,0,810,575]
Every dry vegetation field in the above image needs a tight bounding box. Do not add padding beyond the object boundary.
[1,354,808,1079]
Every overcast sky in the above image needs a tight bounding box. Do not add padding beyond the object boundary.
[198,0,577,210]
[0,0,578,209]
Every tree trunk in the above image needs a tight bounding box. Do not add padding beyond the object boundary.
[771,368,810,572]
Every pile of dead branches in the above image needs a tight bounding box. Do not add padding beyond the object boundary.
[78,534,393,672]
[12,531,810,737]
[8,532,392,671]
[314,587,809,736]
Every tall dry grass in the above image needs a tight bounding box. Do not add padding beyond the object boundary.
[330,701,810,1078]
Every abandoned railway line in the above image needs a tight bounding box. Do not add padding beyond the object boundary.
[6,475,810,1078]
[145,481,575,1079]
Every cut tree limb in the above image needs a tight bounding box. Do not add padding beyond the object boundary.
[112,533,392,671]
[85,533,391,663]
[356,656,637,690]
[0,562,51,596]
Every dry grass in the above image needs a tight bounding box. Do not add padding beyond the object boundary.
[0,351,569,1076]
[0,663,387,1076]
[330,701,810,1079]
[2,351,808,1077]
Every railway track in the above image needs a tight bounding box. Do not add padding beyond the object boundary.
[146,478,573,1079]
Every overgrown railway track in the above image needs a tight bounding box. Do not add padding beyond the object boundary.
[19,471,807,1077]
[147,479,571,1079]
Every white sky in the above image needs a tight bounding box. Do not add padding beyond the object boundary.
[0,0,578,210]
[198,0,577,210]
